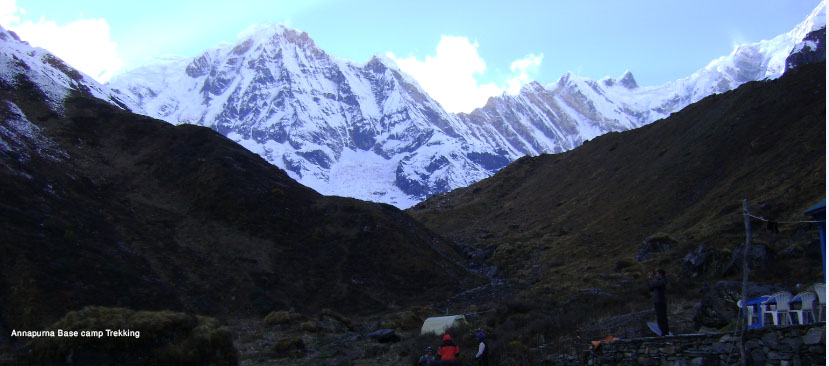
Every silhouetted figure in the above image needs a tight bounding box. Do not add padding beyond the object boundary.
[648,269,670,335]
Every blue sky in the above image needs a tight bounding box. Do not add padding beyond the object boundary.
[0,0,823,112]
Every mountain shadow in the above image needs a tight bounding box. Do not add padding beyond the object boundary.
[0,72,483,332]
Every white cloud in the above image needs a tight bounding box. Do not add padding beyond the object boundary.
[388,36,502,114]
[388,36,545,113]
[0,0,21,25]
[506,53,543,94]
[1,1,123,83]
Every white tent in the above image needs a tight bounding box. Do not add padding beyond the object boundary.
[420,315,467,335]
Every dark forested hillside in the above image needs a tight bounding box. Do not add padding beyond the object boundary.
[0,77,483,332]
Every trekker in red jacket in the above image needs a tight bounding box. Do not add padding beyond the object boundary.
[437,333,460,364]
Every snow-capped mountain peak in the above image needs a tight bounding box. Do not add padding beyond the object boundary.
[109,22,503,207]
[601,70,638,89]
[519,81,546,94]
[236,22,308,43]
[618,70,638,89]
[791,1,826,39]
[108,2,826,208]
[700,1,825,83]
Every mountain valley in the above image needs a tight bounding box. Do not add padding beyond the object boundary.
[0,4,826,365]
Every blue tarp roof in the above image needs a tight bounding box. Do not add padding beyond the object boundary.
[804,199,826,217]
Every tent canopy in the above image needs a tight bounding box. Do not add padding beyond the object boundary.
[420,315,467,335]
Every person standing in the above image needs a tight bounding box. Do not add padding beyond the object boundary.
[437,333,460,365]
[474,331,489,366]
[417,346,436,366]
[648,269,670,336]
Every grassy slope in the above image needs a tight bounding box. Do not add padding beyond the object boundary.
[410,62,826,310]
[0,77,483,331]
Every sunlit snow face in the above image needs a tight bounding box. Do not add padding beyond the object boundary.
[95,5,824,209]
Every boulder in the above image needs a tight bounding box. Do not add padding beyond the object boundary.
[803,327,825,345]
[635,234,677,261]
[750,349,766,365]
[781,336,803,352]
[317,309,352,333]
[681,245,728,278]
[723,243,774,275]
[761,332,779,349]
[272,336,305,357]
[368,329,400,343]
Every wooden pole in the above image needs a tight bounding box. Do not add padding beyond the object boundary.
[740,199,751,366]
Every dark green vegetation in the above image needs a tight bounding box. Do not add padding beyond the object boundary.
[0,73,482,339]
[410,62,826,325]
[21,306,237,365]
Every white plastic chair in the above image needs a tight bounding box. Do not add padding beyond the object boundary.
[814,283,825,322]
[791,291,818,324]
[737,300,759,327]
[762,291,793,326]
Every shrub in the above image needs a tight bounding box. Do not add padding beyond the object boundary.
[615,258,635,272]
[271,336,305,357]
[20,306,238,365]
[318,308,352,329]
[264,310,301,327]
[384,311,422,330]
[300,320,320,333]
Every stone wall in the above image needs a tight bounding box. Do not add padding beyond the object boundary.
[585,324,824,366]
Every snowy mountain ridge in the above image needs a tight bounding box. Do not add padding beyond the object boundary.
[108,3,826,208]
[466,1,825,160]
[0,25,139,114]
[0,24,141,168]
[110,23,502,207]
